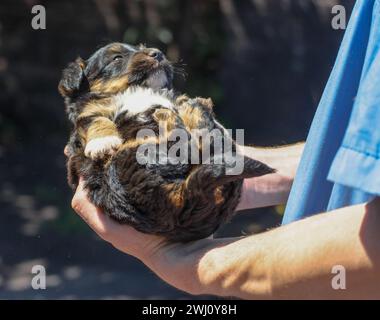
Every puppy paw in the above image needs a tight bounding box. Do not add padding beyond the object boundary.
[85,136,122,159]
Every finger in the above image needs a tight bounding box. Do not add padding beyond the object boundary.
[71,177,164,256]
[64,145,69,157]
[71,178,147,242]
[71,178,122,239]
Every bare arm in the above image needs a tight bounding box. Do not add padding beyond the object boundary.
[72,178,380,299]
[193,199,380,299]
[237,143,304,210]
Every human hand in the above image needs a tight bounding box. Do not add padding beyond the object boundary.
[65,145,239,295]
[65,146,167,267]
[71,177,226,295]
[71,177,165,261]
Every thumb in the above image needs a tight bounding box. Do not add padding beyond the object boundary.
[71,177,120,240]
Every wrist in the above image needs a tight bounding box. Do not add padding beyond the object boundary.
[142,238,233,296]
[196,245,226,295]
[197,237,274,299]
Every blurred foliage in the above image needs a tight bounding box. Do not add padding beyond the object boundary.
[0,0,354,234]
[0,0,355,144]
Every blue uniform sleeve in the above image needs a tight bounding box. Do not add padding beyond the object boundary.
[328,4,380,196]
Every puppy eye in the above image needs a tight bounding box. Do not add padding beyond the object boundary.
[113,55,123,61]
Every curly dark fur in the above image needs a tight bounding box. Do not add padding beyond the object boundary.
[60,43,275,242]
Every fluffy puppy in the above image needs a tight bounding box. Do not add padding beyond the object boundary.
[59,43,274,242]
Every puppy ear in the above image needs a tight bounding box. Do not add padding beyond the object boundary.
[58,57,88,99]
[239,155,276,178]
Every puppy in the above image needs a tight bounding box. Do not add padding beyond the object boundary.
[59,43,275,242]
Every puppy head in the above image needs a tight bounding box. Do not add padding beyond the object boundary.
[58,43,174,100]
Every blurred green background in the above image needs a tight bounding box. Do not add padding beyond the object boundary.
[0,0,354,299]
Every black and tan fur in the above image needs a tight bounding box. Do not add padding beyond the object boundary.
[59,43,275,242]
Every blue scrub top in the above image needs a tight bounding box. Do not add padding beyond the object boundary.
[283,0,380,224]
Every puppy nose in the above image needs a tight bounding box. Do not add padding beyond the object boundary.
[147,49,164,62]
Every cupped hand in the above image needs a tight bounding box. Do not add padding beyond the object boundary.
[71,177,166,262]
[71,176,224,295]
[65,145,162,259]
[65,146,234,295]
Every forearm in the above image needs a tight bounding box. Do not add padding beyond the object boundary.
[71,169,380,299]
[197,199,380,299]
[148,199,380,299]
[237,143,304,210]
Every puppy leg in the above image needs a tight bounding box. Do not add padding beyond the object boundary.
[84,117,122,159]
[176,97,214,132]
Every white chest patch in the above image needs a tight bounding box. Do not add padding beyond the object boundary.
[114,87,174,116]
